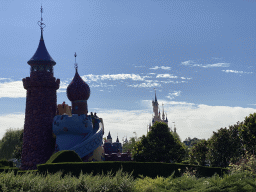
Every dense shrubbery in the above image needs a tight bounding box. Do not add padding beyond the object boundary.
[1,168,256,191]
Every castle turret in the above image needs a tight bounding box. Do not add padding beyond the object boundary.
[66,53,90,115]
[106,131,112,143]
[21,6,60,170]
[152,90,159,118]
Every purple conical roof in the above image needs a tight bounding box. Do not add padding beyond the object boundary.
[27,31,56,65]
[67,69,90,101]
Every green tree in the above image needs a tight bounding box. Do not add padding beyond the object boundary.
[189,139,208,166]
[12,130,23,160]
[239,113,256,155]
[207,128,232,167]
[133,122,185,163]
[122,137,137,153]
[228,122,244,164]
[0,128,23,160]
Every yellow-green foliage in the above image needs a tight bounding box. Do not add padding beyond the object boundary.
[229,151,256,176]
[46,150,82,164]
[1,168,256,191]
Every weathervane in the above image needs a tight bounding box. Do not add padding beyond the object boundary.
[74,52,78,71]
[37,5,46,31]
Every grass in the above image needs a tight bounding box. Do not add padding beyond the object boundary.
[0,168,256,191]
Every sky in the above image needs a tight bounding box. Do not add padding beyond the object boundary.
[1,0,256,143]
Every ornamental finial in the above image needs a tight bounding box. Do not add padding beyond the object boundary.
[74,52,78,72]
[37,5,46,31]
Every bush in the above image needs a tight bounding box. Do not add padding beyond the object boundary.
[46,150,82,164]
[0,159,13,167]
[229,151,256,176]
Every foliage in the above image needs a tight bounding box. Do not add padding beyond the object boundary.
[228,122,244,164]
[123,136,138,154]
[207,127,233,167]
[12,129,23,160]
[239,113,256,155]
[1,166,256,191]
[0,128,23,160]
[189,139,208,166]
[0,169,134,192]
[46,150,82,164]
[183,137,201,148]
[229,150,256,176]
[133,122,185,163]
[0,159,14,167]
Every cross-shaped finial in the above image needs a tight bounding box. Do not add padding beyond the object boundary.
[38,5,46,31]
[74,52,78,70]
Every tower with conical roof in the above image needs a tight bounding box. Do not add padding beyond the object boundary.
[106,131,112,143]
[21,6,60,170]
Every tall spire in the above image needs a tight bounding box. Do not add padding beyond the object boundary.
[154,89,157,102]
[28,5,56,65]
[74,52,78,73]
[162,103,165,120]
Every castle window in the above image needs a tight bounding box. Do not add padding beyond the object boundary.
[38,65,45,71]
[31,66,37,72]
[46,66,52,73]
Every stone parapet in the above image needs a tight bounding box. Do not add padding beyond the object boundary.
[23,77,60,90]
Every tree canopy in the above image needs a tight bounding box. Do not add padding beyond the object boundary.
[0,128,23,160]
[133,122,185,163]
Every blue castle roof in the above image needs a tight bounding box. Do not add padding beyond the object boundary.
[27,30,56,65]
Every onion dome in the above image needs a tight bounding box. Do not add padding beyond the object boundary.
[27,31,56,66]
[67,64,90,102]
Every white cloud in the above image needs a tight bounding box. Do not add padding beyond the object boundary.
[166,91,181,99]
[81,73,149,82]
[181,60,230,68]
[150,66,171,70]
[0,113,24,140]
[100,104,256,142]
[0,81,26,98]
[168,105,256,141]
[128,82,161,88]
[180,77,192,80]
[222,70,253,74]
[1,104,256,144]
[156,74,178,78]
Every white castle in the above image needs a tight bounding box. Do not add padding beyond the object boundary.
[148,91,176,133]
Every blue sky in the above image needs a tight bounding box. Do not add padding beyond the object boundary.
[1,0,256,143]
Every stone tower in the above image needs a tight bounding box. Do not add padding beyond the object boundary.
[21,6,60,170]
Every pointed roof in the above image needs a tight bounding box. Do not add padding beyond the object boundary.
[107,131,112,139]
[116,136,119,143]
[155,91,157,102]
[28,29,56,66]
